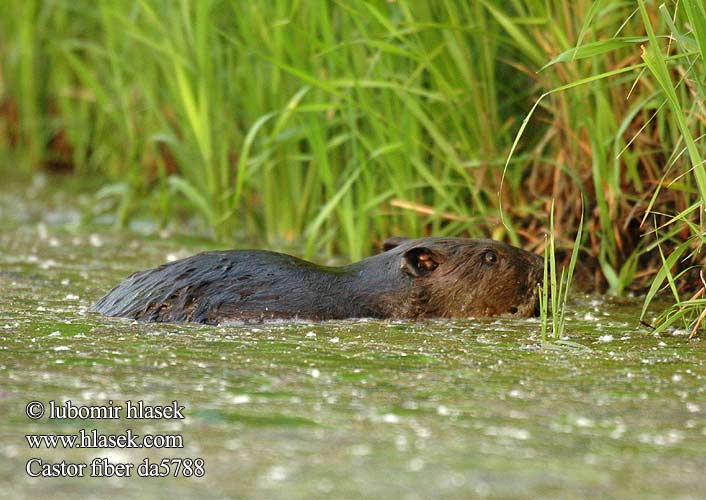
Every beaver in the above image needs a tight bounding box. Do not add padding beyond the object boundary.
[90,237,544,324]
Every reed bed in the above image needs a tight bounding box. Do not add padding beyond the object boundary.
[1,0,704,331]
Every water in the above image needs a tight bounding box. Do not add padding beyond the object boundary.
[1,175,705,499]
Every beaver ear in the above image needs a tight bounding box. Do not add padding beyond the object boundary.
[401,247,445,277]
[383,237,410,251]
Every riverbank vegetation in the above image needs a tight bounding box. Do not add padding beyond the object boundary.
[1,0,704,332]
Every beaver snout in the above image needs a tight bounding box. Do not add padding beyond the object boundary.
[497,248,544,318]
[525,255,545,317]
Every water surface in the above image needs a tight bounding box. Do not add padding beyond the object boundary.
[1,175,705,499]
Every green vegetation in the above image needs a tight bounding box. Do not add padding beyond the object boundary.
[539,199,584,343]
[1,0,705,331]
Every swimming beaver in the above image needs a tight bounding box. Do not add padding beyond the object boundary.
[90,237,543,324]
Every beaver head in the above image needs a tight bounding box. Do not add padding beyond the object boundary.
[383,237,544,318]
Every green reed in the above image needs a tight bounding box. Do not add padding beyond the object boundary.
[0,0,535,258]
[635,0,706,335]
[539,198,584,343]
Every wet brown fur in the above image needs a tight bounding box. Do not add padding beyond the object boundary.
[91,237,544,324]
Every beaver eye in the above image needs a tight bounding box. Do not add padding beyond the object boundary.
[484,250,498,264]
